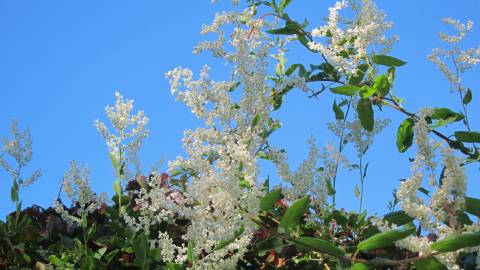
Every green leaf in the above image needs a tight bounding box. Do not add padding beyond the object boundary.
[430,108,463,120]
[275,56,285,76]
[113,179,123,195]
[463,88,472,104]
[293,237,345,257]
[333,100,345,120]
[326,179,336,196]
[187,241,195,263]
[10,179,19,202]
[59,235,75,249]
[149,248,162,261]
[372,74,390,97]
[458,212,473,225]
[81,213,88,229]
[348,64,368,86]
[418,187,430,196]
[252,114,261,127]
[386,66,396,83]
[430,108,464,128]
[357,99,374,132]
[285,64,306,77]
[272,93,284,111]
[267,27,298,35]
[413,257,447,270]
[119,161,126,175]
[383,210,414,226]
[228,81,241,92]
[111,194,131,205]
[279,196,309,233]
[354,185,361,198]
[430,232,480,252]
[331,85,360,96]
[256,238,284,256]
[214,225,245,251]
[170,169,183,177]
[20,252,31,264]
[239,178,251,189]
[332,211,348,226]
[167,263,185,270]
[279,0,292,12]
[296,34,312,51]
[359,86,376,99]
[454,131,480,143]
[256,151,269,160]
[104,250,120,264]
[372,55,406,67]
[133,233,151,270]
[109,153,119,169]
[465,197,480,217]
[396,118,415,153]
[260,189,282,211]
[93,247,108,260]
[357,223,416,251]
[350,263,369,270]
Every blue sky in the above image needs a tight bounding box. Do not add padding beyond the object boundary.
[0,0,479,218]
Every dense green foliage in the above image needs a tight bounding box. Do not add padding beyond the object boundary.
[1,0,480,269]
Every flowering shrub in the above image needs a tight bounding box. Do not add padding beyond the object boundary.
[1,0,480,269]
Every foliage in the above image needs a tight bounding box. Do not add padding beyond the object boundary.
[1,0,480,269]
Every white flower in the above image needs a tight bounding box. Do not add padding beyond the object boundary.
[130,10,274,268]
[309,0,398,74]
[344,111,390,158]
[54,161,106,226]
[431,146,467,225]
[394,108,470,268]
[94,91,149,179]
[428,17,480,90]
[397,110,436,228]
[272,137,320,201]
[439,17,473,44]
[0,120,42,187]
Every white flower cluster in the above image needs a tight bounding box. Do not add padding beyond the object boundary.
[331,111,390,158]
[396,110,436,228]
[391,110,475,269]
[0,120,42,187]
[211,0,239,5]
[272,138,320,200]
[128,9,275,269]
[272,137,350,210]
[273,76,308,93]
[413,109,437,184]
[194,7,268,60]
[349,117,390,157]
[54,161,106,226]
[428,18,480,90]
[271,38,310,94]
[316,143,349,203]
[430,147,467,226]
[94,91,149,178]
[308,0,398,74]
[439,17,474,44]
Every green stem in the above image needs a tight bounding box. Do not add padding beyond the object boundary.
[358,155,364,212]
[332,97,353,207]
[82,212,88,258]
[451,54,477,153]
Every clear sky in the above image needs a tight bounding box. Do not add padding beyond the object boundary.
[1,0,479,218]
